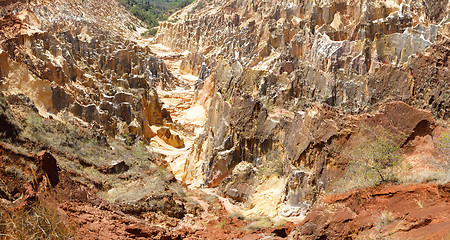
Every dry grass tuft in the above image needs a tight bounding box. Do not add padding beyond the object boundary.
[0,201,75,240]
[376,211,395,229]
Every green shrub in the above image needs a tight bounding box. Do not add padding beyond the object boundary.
[25,112,44,133]
[216,220,226,228]
[257,149,284,177]
[343,126,405,190]
[193,1,204,11]
[121,0,194,29]
[435,132,450,163]
[141,28,158,37]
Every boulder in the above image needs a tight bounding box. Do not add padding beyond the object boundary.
[51,86,73,112]
[37,151,59,187]
[156,127,184,148]
[98,161,130,174]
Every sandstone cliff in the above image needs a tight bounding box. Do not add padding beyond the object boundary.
[155,0,450,231]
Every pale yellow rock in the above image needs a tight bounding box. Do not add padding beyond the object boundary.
[243,176,287,218]
[330,12,344,31]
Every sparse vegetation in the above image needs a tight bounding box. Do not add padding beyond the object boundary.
[5,166,23,178]
[414,199,423,209]
[376,211,395,229]
[0,202,75,239]
[339,126,405,191]
[434,132,450,163]
[190,1,204,13]
[401,169,450,184]
[25,112,44,133]
[245,216,274,230]
[141,27,158,37]
[257,149,284,177]
[216,220,227,228]
[120,0,193,30]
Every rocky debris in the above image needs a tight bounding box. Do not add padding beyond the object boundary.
[119,193,186,219]
[97,161,130,174]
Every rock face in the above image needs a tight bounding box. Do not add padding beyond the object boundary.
[158,0,449,117]
[155,0,450,220]
[0,92,21,139]
[0,0,449,238]
[0,1,175,142]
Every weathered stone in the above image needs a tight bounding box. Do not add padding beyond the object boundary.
[128,74,149,89]
[0,93,21,139]
[0,49,8,79]
[113,92,133,104]
[115,103,132,124]
[98,161,129,174]
[156,127,184,148]
[142,89,164,126]
[51,86,73,111]
[37,151,59,187]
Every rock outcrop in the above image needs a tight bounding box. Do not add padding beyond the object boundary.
[155,0,450,220]
[157,0,449,117]
[0,1,177,143]
[1,0,449,238]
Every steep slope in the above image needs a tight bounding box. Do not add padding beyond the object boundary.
[0,0,299,239]
[154,0,450,237]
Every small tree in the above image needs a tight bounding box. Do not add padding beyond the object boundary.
[432,132,450,169]
[435,132,450,162]
[345,126,405,188]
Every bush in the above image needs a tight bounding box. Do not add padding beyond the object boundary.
[343,126,405,189]
[376,211,395,229]
[435,132,450,163]
[121,0,194,28]
[193,1,204,11]
[25,112,44,133]
[141,28,158,37]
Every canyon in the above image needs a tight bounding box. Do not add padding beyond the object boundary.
[0,0,449,239]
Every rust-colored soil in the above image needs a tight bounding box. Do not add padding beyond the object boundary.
[292,183,450,239]
[0,142,292,239]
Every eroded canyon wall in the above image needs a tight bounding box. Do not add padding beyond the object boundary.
[156,0,449,217]
[0,0,175,142]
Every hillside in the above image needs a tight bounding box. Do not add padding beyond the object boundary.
[120,0,192,34]
[0,0,449,239]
